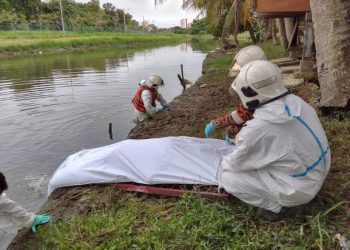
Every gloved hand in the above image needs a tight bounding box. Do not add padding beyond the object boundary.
[31,214,52,233]
[162,103,172,110]
[224,135,234,145]
[204,122,215,138]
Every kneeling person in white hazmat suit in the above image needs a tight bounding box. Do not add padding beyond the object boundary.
[218,60,331,221]
[0,172,52,234]
[132,75,171,122]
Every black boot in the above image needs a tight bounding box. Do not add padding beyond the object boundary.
[256,207,294,222]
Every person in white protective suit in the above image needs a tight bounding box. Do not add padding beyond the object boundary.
[205,45,267,144]
[0,172,52,234]
[228,45,267,78]
[131,75,171,122]
[218,60,331,221]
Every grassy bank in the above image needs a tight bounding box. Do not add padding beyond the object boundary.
[8,41,350,250]
[0,31,190,56]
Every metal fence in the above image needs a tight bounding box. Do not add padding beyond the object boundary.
[0,22,156,33]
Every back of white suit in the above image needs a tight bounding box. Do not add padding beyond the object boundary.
[219,94,331,212]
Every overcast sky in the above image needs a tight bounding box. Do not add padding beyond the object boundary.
[76,0,200,28]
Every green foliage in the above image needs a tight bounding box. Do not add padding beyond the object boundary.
[190,17,210,35]
[173,26,189,34]
[259,41,288,59]
[0,0,143,32]
[0,0,9,10]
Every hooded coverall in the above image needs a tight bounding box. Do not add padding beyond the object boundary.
[0,193,36,243]
[218,94,331,212]
[132,83,167,121]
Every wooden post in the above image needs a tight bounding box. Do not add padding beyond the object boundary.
[180,64,184,80]
[108,122,113,140]
[300,12,314,73]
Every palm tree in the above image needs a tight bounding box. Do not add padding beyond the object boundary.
[310,0,350,108]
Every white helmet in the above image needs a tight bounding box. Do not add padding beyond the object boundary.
[148,75,164,89]
[231,60,288,109]
[228,45,267,77]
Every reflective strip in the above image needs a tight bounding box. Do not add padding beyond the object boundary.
[295,116,327,169]
[230,111,244,124]
[284,105,329,178]
[252,76,277,89]
[290,147,329,177]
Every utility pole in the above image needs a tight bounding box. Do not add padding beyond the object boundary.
[59,0,65,34]
[123,10,126,33]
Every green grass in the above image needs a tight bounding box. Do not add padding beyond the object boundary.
[0,31,190,54]
[33,190,349,249]
[202,40,287,79]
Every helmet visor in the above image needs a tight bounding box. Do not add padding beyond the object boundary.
[229,63,241,77]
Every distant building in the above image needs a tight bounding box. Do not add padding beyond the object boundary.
[180,19,191,28]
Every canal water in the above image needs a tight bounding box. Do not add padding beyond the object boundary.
[0,43,208,248]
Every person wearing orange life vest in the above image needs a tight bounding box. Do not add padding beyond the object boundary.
[132,75,171,121]
[205,45,267,144]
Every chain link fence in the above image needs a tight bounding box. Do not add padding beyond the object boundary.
[0,22,157,33]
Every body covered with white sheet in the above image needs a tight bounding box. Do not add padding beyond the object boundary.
[48,137,232,195]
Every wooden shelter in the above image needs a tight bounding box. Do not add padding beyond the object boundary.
[255,0,314,74]
[255,0,310,17]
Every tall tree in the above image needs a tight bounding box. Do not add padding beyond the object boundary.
[277,18,288,52]
[9,0,41,20]
[311,0,350,108]
[0,0,9,10]
[221,0,240,46]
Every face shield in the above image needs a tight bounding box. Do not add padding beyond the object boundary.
[229,78,238,97]
[228,62,241,78]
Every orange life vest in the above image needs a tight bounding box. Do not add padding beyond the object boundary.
[131,85,158,113]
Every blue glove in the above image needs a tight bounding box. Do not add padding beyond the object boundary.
[31,214,52,233]
[224,135,234,145]
[205,122,215,138]
[162,103,172,109]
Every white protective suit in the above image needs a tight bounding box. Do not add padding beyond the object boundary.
[218,94,331,212]
[134,82,167,122]
[0,193,36,228]
[0,193,36,249]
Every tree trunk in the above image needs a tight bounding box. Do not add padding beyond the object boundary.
[221,0,239,47]
[284,17,294,42]
[233,0,240,45]
[247,22,258,43]
[271,19,277,44]
[311,0,350,108]
[278,18,288,52]
[264,18,272,42]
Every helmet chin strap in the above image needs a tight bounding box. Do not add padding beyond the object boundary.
[246,91,290,110]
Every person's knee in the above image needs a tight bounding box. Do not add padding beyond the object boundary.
[219,171,282,212]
